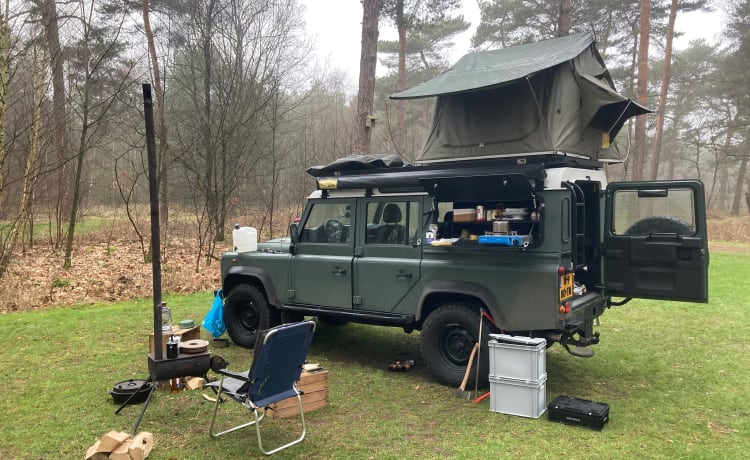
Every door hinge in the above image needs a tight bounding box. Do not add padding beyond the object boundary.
[354,247,363,257]
[353,295,362,305]
[287,290,295,301]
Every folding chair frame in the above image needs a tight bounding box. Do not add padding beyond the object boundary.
[207,320,315,455]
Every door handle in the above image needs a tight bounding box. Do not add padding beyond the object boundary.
[396,273,413,280]
[332,268,346,276]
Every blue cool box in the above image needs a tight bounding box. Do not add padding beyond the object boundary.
[478,235,530,246]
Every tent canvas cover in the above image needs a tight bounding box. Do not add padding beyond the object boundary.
[390,32,650,163]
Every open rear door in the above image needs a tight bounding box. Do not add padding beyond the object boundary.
[604,180,708,303]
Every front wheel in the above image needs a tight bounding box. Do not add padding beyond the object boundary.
[223,283,280,348]
[420,303,489,387]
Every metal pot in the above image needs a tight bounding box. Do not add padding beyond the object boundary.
[110,379,153,405]
[493,220,509,233]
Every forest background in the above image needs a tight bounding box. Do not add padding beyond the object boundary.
[1,0,749,313]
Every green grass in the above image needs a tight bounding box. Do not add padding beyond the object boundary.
[1,252,748,459]
[1,216,114,240]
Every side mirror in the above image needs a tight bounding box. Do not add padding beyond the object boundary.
[289,223,299,255]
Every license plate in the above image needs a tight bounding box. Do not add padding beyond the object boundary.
[559,273,574,302]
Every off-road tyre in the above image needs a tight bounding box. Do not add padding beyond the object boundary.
[624,216,692,236]
[223,283,280,348]
[420,303,490,387]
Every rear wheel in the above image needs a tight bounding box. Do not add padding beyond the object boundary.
[420,303,489,387]
[223,283,280,348]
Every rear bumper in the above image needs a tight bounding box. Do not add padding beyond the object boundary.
[563,292,606,338]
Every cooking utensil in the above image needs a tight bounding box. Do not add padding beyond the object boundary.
[110,379,153,405]
[492,220,509,233]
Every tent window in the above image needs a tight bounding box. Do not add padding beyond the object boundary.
[436,78,545,147]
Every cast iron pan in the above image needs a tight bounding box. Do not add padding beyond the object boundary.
[110,379,153,404]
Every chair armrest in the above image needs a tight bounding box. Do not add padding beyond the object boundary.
[215,368,250,381]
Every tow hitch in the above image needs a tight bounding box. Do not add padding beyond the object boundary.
[548,331,600,358]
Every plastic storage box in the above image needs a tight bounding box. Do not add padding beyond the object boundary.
[488,334,547,382]
[490,375,547,418]
[547,395,610,430]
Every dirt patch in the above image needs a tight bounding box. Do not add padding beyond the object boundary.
[1,216,747,314]
[0,236,220,314]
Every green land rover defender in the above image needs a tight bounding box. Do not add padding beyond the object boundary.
[218,33,709,386]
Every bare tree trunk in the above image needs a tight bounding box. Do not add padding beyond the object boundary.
[63,0,95,269]
[142,0,169,236]
[0,0,9,214]
[395,0,406,152]
[557,0,571,36]
[114,158,149,262]
[0,46,43,278]
[731,153,748,215]
[40,0,71,248]
[202,0,217,246]
[649,0,677,180]
[717,110,735,212]
[718,160,729,211]
[631,0,650,180]
[354,0,379,155]
[63,101,89,269]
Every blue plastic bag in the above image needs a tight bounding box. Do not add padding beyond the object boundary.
[202,289,226,338]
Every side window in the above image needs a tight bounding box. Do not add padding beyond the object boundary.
[299,201,352,243]
[365,200,419,245]
[612,188,696,236]
[437,202,455,238]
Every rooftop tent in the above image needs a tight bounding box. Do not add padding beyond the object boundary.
[390,32,651,163]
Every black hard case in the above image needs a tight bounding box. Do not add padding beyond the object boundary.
[547,395,610,430]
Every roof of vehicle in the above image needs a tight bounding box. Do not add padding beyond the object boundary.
[306,153,603,200]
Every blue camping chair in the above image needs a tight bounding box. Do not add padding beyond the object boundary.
[207,320,316,455]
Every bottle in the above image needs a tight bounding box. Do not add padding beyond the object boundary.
[166,335,178,359]
[425,224,437,244]
[161,303,173,332]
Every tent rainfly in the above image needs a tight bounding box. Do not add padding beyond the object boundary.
[390,32,651,163]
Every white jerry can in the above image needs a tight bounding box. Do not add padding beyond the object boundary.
[232,225,258,253]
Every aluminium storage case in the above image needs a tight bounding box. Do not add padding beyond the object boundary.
[488,334,548,418]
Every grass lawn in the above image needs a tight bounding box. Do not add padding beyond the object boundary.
[0,251,747,459]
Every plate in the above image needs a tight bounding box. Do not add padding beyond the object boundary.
[180,339,209,353]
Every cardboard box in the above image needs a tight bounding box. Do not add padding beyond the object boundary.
[268,368,329,419]
[453,208,476,223]
[149,325,200,354]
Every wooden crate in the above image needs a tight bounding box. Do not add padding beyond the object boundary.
[268,368,328,419]
[149,326,200,354]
